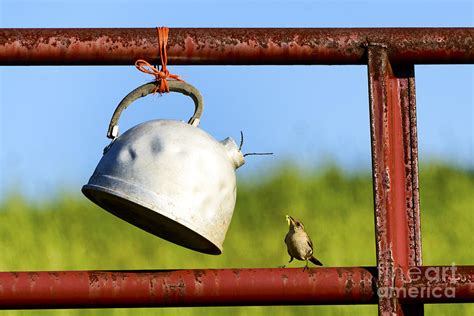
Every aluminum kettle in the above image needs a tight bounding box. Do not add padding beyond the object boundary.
[82,81,244,255]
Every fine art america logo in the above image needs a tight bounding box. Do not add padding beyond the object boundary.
[378,264,458,299]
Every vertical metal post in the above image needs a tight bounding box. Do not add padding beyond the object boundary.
[367,45,423,315]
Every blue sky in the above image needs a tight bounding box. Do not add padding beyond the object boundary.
[0,0,473,199]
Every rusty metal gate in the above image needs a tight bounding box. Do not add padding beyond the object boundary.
[0,28,473,315]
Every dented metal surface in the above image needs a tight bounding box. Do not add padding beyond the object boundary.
[0,28,472,65]
[0,268,376,308]
[82,81,245,255]
[367,46,423,315]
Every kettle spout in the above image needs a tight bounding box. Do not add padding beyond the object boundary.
[220,138,245,169]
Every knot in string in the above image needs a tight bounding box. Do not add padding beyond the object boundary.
[135,27,182,94]
[135,59,181,93]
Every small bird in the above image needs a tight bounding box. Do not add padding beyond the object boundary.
[283,215,323,270]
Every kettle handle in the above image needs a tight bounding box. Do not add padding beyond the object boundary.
[107,80,204,139]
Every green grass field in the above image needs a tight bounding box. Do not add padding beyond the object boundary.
[0,163,472,315]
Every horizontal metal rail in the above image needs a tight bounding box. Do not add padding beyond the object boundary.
[0,28,472,65]
[0,267,472,309]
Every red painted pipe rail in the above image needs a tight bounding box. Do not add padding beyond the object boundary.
[400,266,474,304]
[0,267,472,309]
[0,268,377,309]
[0,28,472,65]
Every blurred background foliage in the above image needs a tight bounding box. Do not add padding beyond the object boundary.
[0,162,472,315]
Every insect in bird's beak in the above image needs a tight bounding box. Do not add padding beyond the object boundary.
[285,215,294,226]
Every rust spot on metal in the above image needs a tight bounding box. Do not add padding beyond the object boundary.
[162,278,187,304]
[48,272,60,282]
[149,276,157,297]
[359,268,376,296]
[231,269,241,280]
[281,273,288,285]
[344,271,354,296]
[89,272,100,287]
[383,167,391,189]
[28,272,39,282]
[194,270,205,284]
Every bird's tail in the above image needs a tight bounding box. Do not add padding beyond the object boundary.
[310,256,323,266]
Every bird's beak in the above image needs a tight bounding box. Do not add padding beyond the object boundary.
[285,215,294,226]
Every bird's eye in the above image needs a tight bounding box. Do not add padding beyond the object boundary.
[296,223,301,227]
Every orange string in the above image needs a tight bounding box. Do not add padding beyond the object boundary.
[135,27,182,94]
